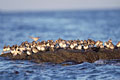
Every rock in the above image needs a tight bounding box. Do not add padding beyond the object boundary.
[0,48,120,64]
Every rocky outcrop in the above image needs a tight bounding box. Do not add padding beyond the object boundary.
[1,48,120,64]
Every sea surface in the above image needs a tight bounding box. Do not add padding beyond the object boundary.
[0,10,120,80]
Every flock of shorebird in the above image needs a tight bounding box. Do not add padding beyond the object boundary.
[1,36,120,56]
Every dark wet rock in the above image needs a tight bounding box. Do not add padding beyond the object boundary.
[14,71,19,74]
[0,48,120,64]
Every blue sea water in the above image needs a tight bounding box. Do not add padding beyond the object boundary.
[0,10,120,80]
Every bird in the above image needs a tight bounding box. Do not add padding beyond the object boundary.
[108,39,112,43]
[11,49,19,56]
[6,45,11,51]
[100,45,104,49]
[46,42,50,47]
[90,40,95,48]
[116,41,120,48]
[75,45,82,50]
[26,50,32,55]
[36,44,41,51]
[19,45,26,52]
[80,40,84,45]
[73,41,78,47]
[29,36,40,42]
[110,45,114,50]
[95,40,100,47]
[32,47,39,53]
[3,45,7,52]
[109,42,115,50]
[104,42,109,49]
[70,43,75,49]
[83,40,87,45]
[83,44,89,51]
[62,43,67,49]
[40,46,46,51]
[59,42,64,48]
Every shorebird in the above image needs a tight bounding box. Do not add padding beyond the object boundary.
[62,43,67,49]
[99,41,103,46]
[11,48,21,56]
[116,41,120,48]
[59,41,64,48]
[36,44,41,51]
[91,40,96,47]
[76,39,80,43]
[32,41,36,44]
[48,43,55,51]
[22,41,29,47]
[29,36,40,42]
[12,45,23,55]
[46,42,50,47]
[109,43,115,50]
[75,44,82,50]
[104,42,109,49]
[26,50,32,55]
[6,45,10,51]
[108,39,112,43]
[29,43,33,48]
[73,41,78,47]
[25,43,29,47]
[41,40,46,44]
[87,39,91,46]
[11,50,17,56]
[58,40,67,49]
[32,47,39,53]
[41,42,46,47]
[98,41,104,49]
[40,46,46,51]
[70,43,75,49]
[31,41,37,47]
[37,41,41,45]
[2,45,11,54]
[87,39,94,48]
[104,40,115,50]
[107,40,114,49]
[17,49,23,55]
[83,44,89,51]
[95,40,100,47]
[50,43,55,48]
[100,45,104,49]
[55,44,60,49]
[26,46,31,51]
[24,41,28,44]
[80,40,84,45]
[83,40,87,45]
[78,41,81,45]
[18,46,26,52]
[3,45,7,52]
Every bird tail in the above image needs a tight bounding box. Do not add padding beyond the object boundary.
[29,36,34,39]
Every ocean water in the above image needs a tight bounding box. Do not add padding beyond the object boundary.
[0,10,120,80]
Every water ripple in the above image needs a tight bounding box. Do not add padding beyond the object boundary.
[0,10,120,80]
